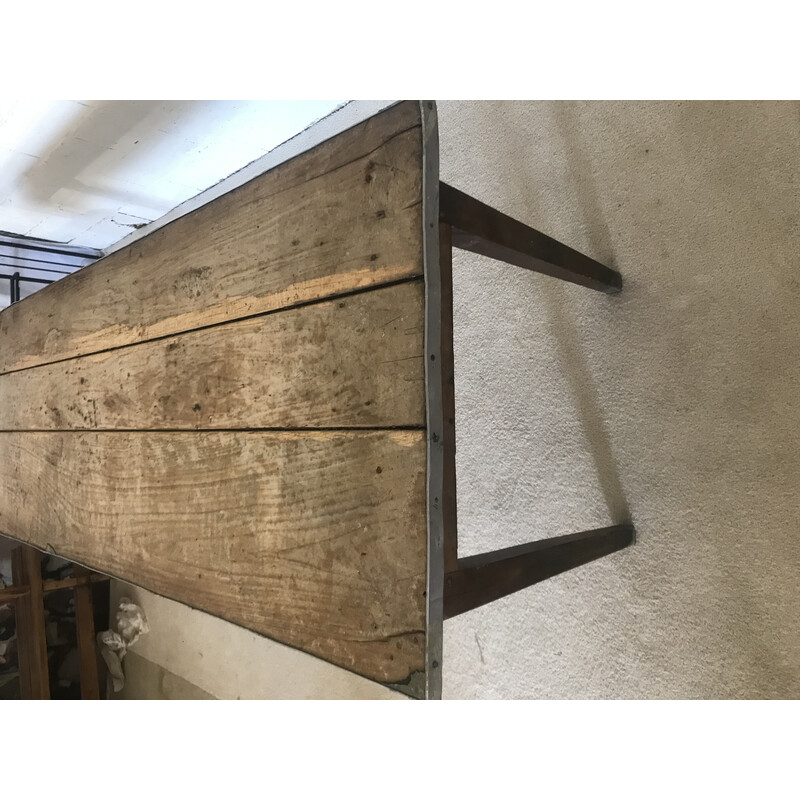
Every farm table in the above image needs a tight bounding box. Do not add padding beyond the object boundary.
[0,101,633,699]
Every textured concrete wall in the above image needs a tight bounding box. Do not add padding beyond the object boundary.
[439,101,800,699]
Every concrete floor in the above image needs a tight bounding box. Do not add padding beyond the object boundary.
[114,101,799,700]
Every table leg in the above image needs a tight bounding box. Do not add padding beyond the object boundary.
[439,182,622,293]
[443,524,635,619]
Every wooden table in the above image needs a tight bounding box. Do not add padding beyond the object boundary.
[0,101,633,699]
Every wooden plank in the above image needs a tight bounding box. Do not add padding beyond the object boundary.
[0,430,427,688]
[0,584,30,601]
[73,566,101,700]
[0,281,425,431]
[0,102,424,375]
[43,574,109,593]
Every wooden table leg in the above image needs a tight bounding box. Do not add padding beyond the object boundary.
[73,566,101,700]
[439,222,459,575]
[443,524,635,619]
[437,183,633,620]
[11,545,50,699]
[439,182,623,293]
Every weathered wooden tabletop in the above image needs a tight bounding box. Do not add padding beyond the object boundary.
[0,101,446,698]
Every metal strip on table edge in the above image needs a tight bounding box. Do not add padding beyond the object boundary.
[421,100,443,701]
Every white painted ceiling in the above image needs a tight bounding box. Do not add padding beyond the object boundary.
[0,100,343,251]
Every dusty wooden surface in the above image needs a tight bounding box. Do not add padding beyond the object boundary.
[0,102,423,375]
[0,430,427,683]
[0,102,430,694]
[0,281,424,431]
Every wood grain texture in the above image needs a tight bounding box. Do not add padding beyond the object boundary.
[0,102,434,696]
[0,102,423,375]
[0,430,427,686]
[0,281,425,431]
